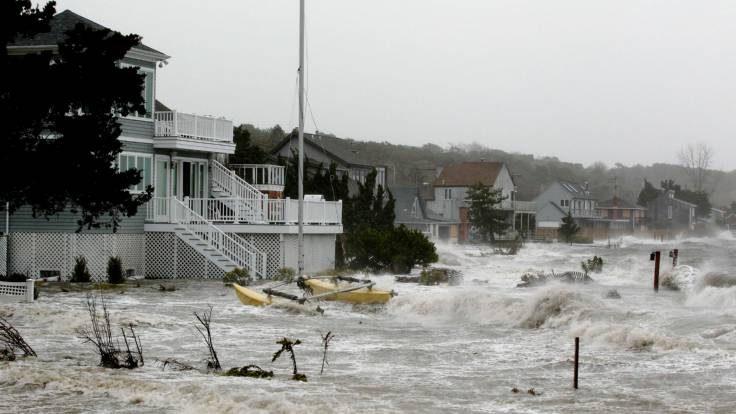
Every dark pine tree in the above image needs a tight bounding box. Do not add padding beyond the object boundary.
[558,211,580,244]
[2,0,152,231]
[466,182,509,243]
[637,179,660,207]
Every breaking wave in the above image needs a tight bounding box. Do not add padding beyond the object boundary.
[570,320,696,350]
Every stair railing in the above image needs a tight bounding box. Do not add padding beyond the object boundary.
[172,198,267,279]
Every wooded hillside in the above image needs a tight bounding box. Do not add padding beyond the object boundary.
[241,123,736,208]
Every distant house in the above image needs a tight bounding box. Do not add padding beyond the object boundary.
[425,161,536,242]
[596,196,647,231]
[271,133,387,193]
[393,187,458,241]
[726,213,736,232]
[647,190,696,232]
[533,181,605,239]
[707,208,726,225]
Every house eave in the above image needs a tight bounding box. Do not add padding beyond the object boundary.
[153,137,235,154]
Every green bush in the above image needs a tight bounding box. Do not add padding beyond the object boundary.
[346,225,438,274]
[106,256,125,284]
[0,273,28,283]
[223,268,251,286]
[71,256,92,283]
[273,267,296,282]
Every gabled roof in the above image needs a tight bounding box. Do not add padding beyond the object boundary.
[9,10,169,60]
[557,180,594,197]
[432,162,507,187]
[271,133,380,169]
[597,196,643,210]
[393,187,454,224]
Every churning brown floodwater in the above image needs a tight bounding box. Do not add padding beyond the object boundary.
[2,234,736,413]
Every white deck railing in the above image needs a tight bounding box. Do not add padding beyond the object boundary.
[187,197,267,224]
[171,198,267,278]
[154,111,233,142]
[266,198,342,225]
[230,164,285,191]
[0,280,35,302]
[571,208,602,218]
[147,197,342,225]
[500,200,537,212]
[211,160,266,222]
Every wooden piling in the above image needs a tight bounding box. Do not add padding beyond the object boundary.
[573,337,579,389]
[655,251,661,291]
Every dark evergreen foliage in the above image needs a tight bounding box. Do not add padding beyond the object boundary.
[637,179,660,207]
[466,182,509,243]
[106,256,124,284]
[345,225,438,274]
[71,256,92,283]
[1,1,151,231]
[230,125,269,164]
[558,211,580,244]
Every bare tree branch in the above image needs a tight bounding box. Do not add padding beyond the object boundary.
[678,142,714,192]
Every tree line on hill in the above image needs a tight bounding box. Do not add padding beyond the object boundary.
[239,124,736,211]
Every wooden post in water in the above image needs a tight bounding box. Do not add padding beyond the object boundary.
[651,251,661,292]
[573,337,579,389]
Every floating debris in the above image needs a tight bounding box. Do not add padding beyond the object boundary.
[605,289,622,299]
[223,365,274,378]
[517,271,593,288]
[396,268,463,286]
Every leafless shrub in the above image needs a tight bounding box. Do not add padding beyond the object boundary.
[320,331,334,375]
[194,306,221,371]
[0,317,36,359]
[77,293,143,369]
[157,358,195,371]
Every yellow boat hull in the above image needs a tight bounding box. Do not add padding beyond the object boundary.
[305,279,391,304]
[233,283,272,307]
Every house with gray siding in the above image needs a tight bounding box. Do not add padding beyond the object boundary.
[533,181,607,239]
[271,133,387,193]
[425,162,536,242]
[2,10,342,280]
[647,190,696,232]
[392,187,458,242]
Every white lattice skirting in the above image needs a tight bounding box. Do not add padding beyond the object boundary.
[7,233,145,281]
[0,235,7,276]
[145,232,227,279]
[6,231,336,280]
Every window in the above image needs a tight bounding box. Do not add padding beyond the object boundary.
[560,199,569,207]
[121,63,155,119]
[119,153,152,192]
[444,188,453,200]
[667,205,673,219]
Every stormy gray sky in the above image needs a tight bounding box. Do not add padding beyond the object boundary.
[58,0,736,170]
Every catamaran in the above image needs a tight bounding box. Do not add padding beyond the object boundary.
[233,0,391,307]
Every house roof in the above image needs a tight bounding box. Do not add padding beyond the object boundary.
[393,187,454,224]
[598,196,644,210]
[432,162,506,187]
[154,99,172,112]
[9,10,169,60]
[271,133,380,169]
[557,180,594,198]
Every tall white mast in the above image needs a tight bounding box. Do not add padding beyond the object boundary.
[297,0,305,275]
